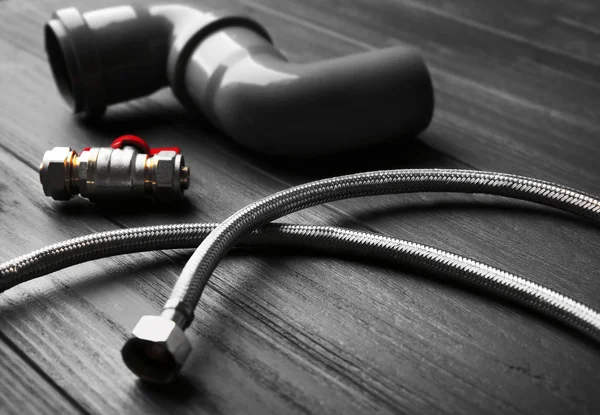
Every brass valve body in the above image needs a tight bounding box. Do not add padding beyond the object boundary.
[39,145,190,202]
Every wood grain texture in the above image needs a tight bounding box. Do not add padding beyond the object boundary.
[0,0,599,414]
[0,334,83,415]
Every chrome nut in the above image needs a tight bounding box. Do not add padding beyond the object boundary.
[39,147,77,200]
[154,151,184,201]
[121,315,192,384]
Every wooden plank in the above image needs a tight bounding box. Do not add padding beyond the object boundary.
[394,0,600,64]
[0,0,599,414]
[0,335,83,415]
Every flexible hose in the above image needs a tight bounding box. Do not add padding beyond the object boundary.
[1,223,599,342]
[166,169,600,327]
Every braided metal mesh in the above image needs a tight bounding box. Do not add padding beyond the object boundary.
[2,222,599,342]
[168,169,600,324]
[0,223,217,292]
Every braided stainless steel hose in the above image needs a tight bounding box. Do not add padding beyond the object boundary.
[3,168,599,384]
[115,168,600,383]
[166,169,600,327]
[2,220,600,385]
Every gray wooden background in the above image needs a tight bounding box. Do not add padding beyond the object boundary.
[1,0,599,413]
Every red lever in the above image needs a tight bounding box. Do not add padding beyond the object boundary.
[110,135,181,155]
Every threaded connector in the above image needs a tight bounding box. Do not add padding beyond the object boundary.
[121,315,191,384]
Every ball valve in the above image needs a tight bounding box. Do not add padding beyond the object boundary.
[39,135,190,202]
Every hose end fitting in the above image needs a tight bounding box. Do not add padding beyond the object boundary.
[122,315,191,384]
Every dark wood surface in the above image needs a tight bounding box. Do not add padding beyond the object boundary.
[1,0,599,413]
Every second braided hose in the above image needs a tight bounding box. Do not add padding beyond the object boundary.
[2,222,599,342]
[166,169,600,326]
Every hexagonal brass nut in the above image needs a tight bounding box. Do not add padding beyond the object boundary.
[39,147,76,200]
[153,151,183,201]
[121,315,191,384]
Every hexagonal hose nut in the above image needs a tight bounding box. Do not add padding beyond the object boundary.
[39,147,77,200]
[153,151,186,201]
[121,315,192,384]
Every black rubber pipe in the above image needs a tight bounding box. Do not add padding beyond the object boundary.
[45,4,434,156]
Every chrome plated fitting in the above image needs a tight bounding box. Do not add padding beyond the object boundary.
[39,135,190,202]
[121,315,192,384]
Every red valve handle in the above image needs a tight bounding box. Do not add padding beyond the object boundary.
[110,135,181,155]
[111,135,150,153]
[81,136,181,154]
